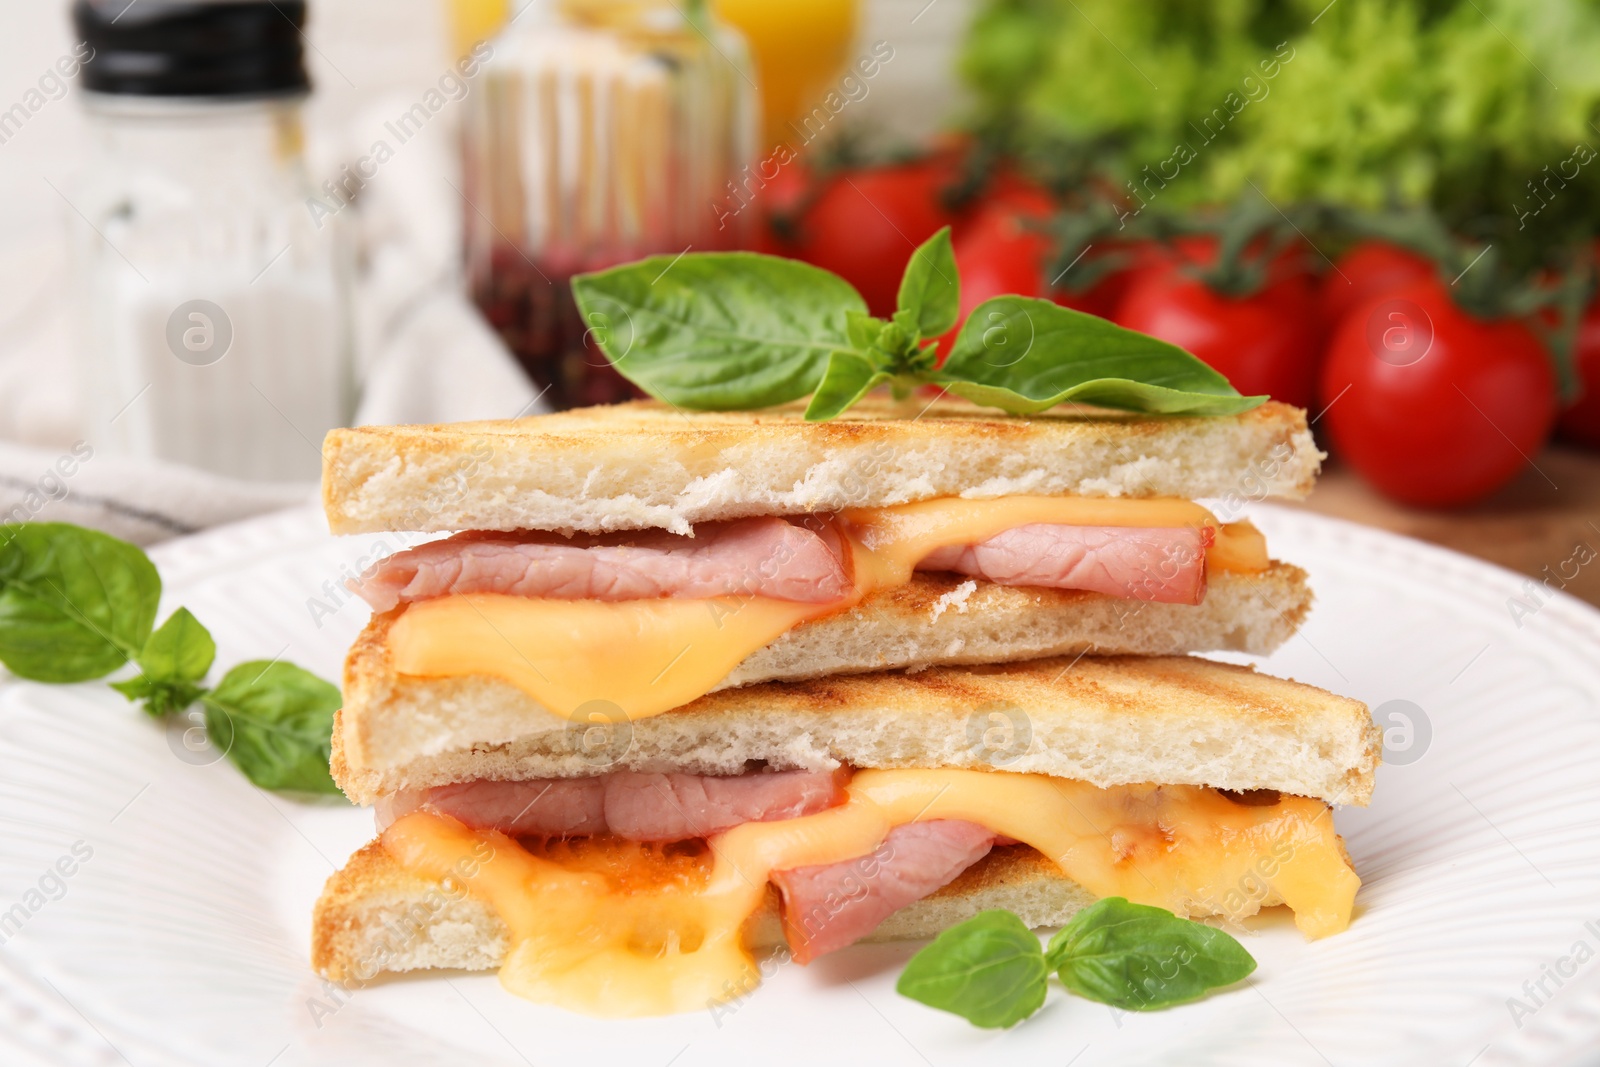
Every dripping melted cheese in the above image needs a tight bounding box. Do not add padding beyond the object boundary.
[380,768,1358,1018]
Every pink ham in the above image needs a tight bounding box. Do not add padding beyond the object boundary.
[376,767,848,842]
[354,517,851,612]
[375,778,606,837]
[772,820,998,964]
[356,515,1217,612]
[603,768,849,841]
[917,523,1214,605]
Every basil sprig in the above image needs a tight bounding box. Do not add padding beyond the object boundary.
[896,899,1257,1028]
[0,523,341,795]
[572,229,1266,420]
[896,909,1049,1028]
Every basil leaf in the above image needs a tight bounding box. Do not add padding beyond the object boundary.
[202,660,341,794]
[845,309,881,352]
[897,226,960,337]
[110,607,216,717]
[937,297,1268,415]
[572,252,866,410]
[1045,898,1256,1011]
[0,523,160,682]
[804,351,892,421]
[136,607,215,684]
[896,909,1048,1028]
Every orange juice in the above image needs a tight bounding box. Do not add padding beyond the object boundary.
[711,0,858,148]
[446,0,508,57]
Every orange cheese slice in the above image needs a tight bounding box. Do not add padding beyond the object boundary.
[388,593,829,721]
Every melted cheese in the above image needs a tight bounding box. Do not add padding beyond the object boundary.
[387,496,1269,720]
[1209,518,1267,574]
[841,496,1221,588]
[388,594,828,720]
[381,768,1358,1018]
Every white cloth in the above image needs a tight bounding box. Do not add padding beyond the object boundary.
[0,93,541,544]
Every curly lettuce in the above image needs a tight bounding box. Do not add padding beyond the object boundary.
[959,0,1600,263]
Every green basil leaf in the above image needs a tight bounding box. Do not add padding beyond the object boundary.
[571,252,866,410]
[136,607,215,685]
[110,607,216,717]
[202,660,342,794]
[0,523,160,682]
[937,297,1268,415]
[804,351,891,421]
[896,909,1048,1028]
[1045,897,1257,1011]
[897,226,960,337]
[845,309,881,352]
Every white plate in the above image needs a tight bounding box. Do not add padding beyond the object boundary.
[2,504,1599,1067]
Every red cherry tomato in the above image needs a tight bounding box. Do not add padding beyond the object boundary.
[749,159,812,256]
[1320,241,1436,329]
[949,169,1052,238]
[938,190,1146,354]
[1112,242,1321,408]
[1072,239,1162,316]
[759,159,957,316]
[1556,297,1600,450]
[1320,277,1557,507]
[953,192,1053,296]
[933,192,1053,358]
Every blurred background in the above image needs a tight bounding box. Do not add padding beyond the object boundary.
[2,0,1598,607]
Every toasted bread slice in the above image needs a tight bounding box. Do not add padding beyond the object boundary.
[335,646,1378,808]
[321,397,1320,535]
[311,841,1105,983]
[336,566,1312,797]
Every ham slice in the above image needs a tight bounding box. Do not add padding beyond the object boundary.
[772,820,998,964]
[918,523,1213,605]
[376,778,607,838]
[375,767,848,842]
[354,518,851,612]
[355,515,1215,611]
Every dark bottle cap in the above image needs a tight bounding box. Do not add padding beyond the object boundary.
[73,0,311,98]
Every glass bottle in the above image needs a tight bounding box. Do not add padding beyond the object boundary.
[71,0,353,482]
[460,0,757,408]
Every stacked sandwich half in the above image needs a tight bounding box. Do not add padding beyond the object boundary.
[312,398,1379,1016]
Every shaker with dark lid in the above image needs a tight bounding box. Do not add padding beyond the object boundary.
[71,0,355,481]
[74,0,312,98]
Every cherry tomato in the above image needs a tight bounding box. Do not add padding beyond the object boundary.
[937,189,1146,355]
[1069,239,1162,317]
[1320,241,1436,330]
[949,168,1052,238]
[953,191,1053,297]
[1113,240,1321,408]
[749,159,812,256]
[1556,297,1600,450]
[930,192,1052,358]
[758,158,957,316]
[1319,276,1557,507]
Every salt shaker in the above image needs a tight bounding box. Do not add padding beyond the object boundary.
[71,0,353,482]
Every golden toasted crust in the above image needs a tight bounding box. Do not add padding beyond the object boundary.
[333,630,1378,808]
[321,397,1321,534]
